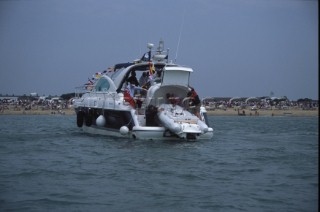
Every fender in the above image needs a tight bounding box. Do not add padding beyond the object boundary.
[76,111,84,127]
[85,112,92,126]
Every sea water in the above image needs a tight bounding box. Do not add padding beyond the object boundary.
[0,115,318,211]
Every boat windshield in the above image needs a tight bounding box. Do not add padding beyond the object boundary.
[111,67,128,89]
[111,67,126,81]
[95,78,110,91]
[94,76,116,92]
[113,63,166,92]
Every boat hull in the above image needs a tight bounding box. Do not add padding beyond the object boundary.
[80,124,213,141]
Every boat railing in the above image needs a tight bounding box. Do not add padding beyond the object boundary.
[74,86,92,98]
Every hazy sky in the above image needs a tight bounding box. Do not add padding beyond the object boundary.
[0,0,318,100]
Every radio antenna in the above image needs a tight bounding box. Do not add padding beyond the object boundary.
[174,9,186,63]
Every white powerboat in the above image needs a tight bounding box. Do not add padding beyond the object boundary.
[73,40,213,140]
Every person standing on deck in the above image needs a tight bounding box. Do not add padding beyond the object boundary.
[187,87,201,118]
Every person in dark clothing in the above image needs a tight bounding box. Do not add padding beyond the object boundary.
[187,87,201,118]
[126,71,140,99]
[127,71,139,86]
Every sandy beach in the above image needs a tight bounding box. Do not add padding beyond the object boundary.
[0,107,318,117]
[0,108,76,116]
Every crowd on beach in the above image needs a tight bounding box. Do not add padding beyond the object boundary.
[0,94,318,115]
[0,96,72,114]
[202,97,318,111]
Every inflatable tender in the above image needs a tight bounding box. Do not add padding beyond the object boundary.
[157,104,209,138]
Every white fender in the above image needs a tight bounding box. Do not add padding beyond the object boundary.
[96,115,106,127]
[120,126,129,135]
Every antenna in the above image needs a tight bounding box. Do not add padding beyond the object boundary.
[175,9,186,63]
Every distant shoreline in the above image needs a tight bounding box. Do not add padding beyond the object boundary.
[206,108,318,117]
[0,107,318,117]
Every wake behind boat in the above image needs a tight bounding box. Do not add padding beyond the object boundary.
[73,40,213,140]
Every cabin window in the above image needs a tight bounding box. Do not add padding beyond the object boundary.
[95,78,110,92]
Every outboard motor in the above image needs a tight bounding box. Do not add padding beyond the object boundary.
[146,105,158,126]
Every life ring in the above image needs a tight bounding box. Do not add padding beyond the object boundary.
[85,113,92,126]
[76,111,84,127]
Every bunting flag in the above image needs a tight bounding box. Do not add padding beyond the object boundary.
[107,67,114,72]
[85,78,94,85]
[107,67,115,76]
[84,78,94,90]
[94,72,102,79]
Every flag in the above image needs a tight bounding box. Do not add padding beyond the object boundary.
[95,72,102,79]
[140,51,151,62]
[140,52,148,61]
[149,62,155,77]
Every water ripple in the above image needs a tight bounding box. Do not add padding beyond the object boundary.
[0,115,318,211]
